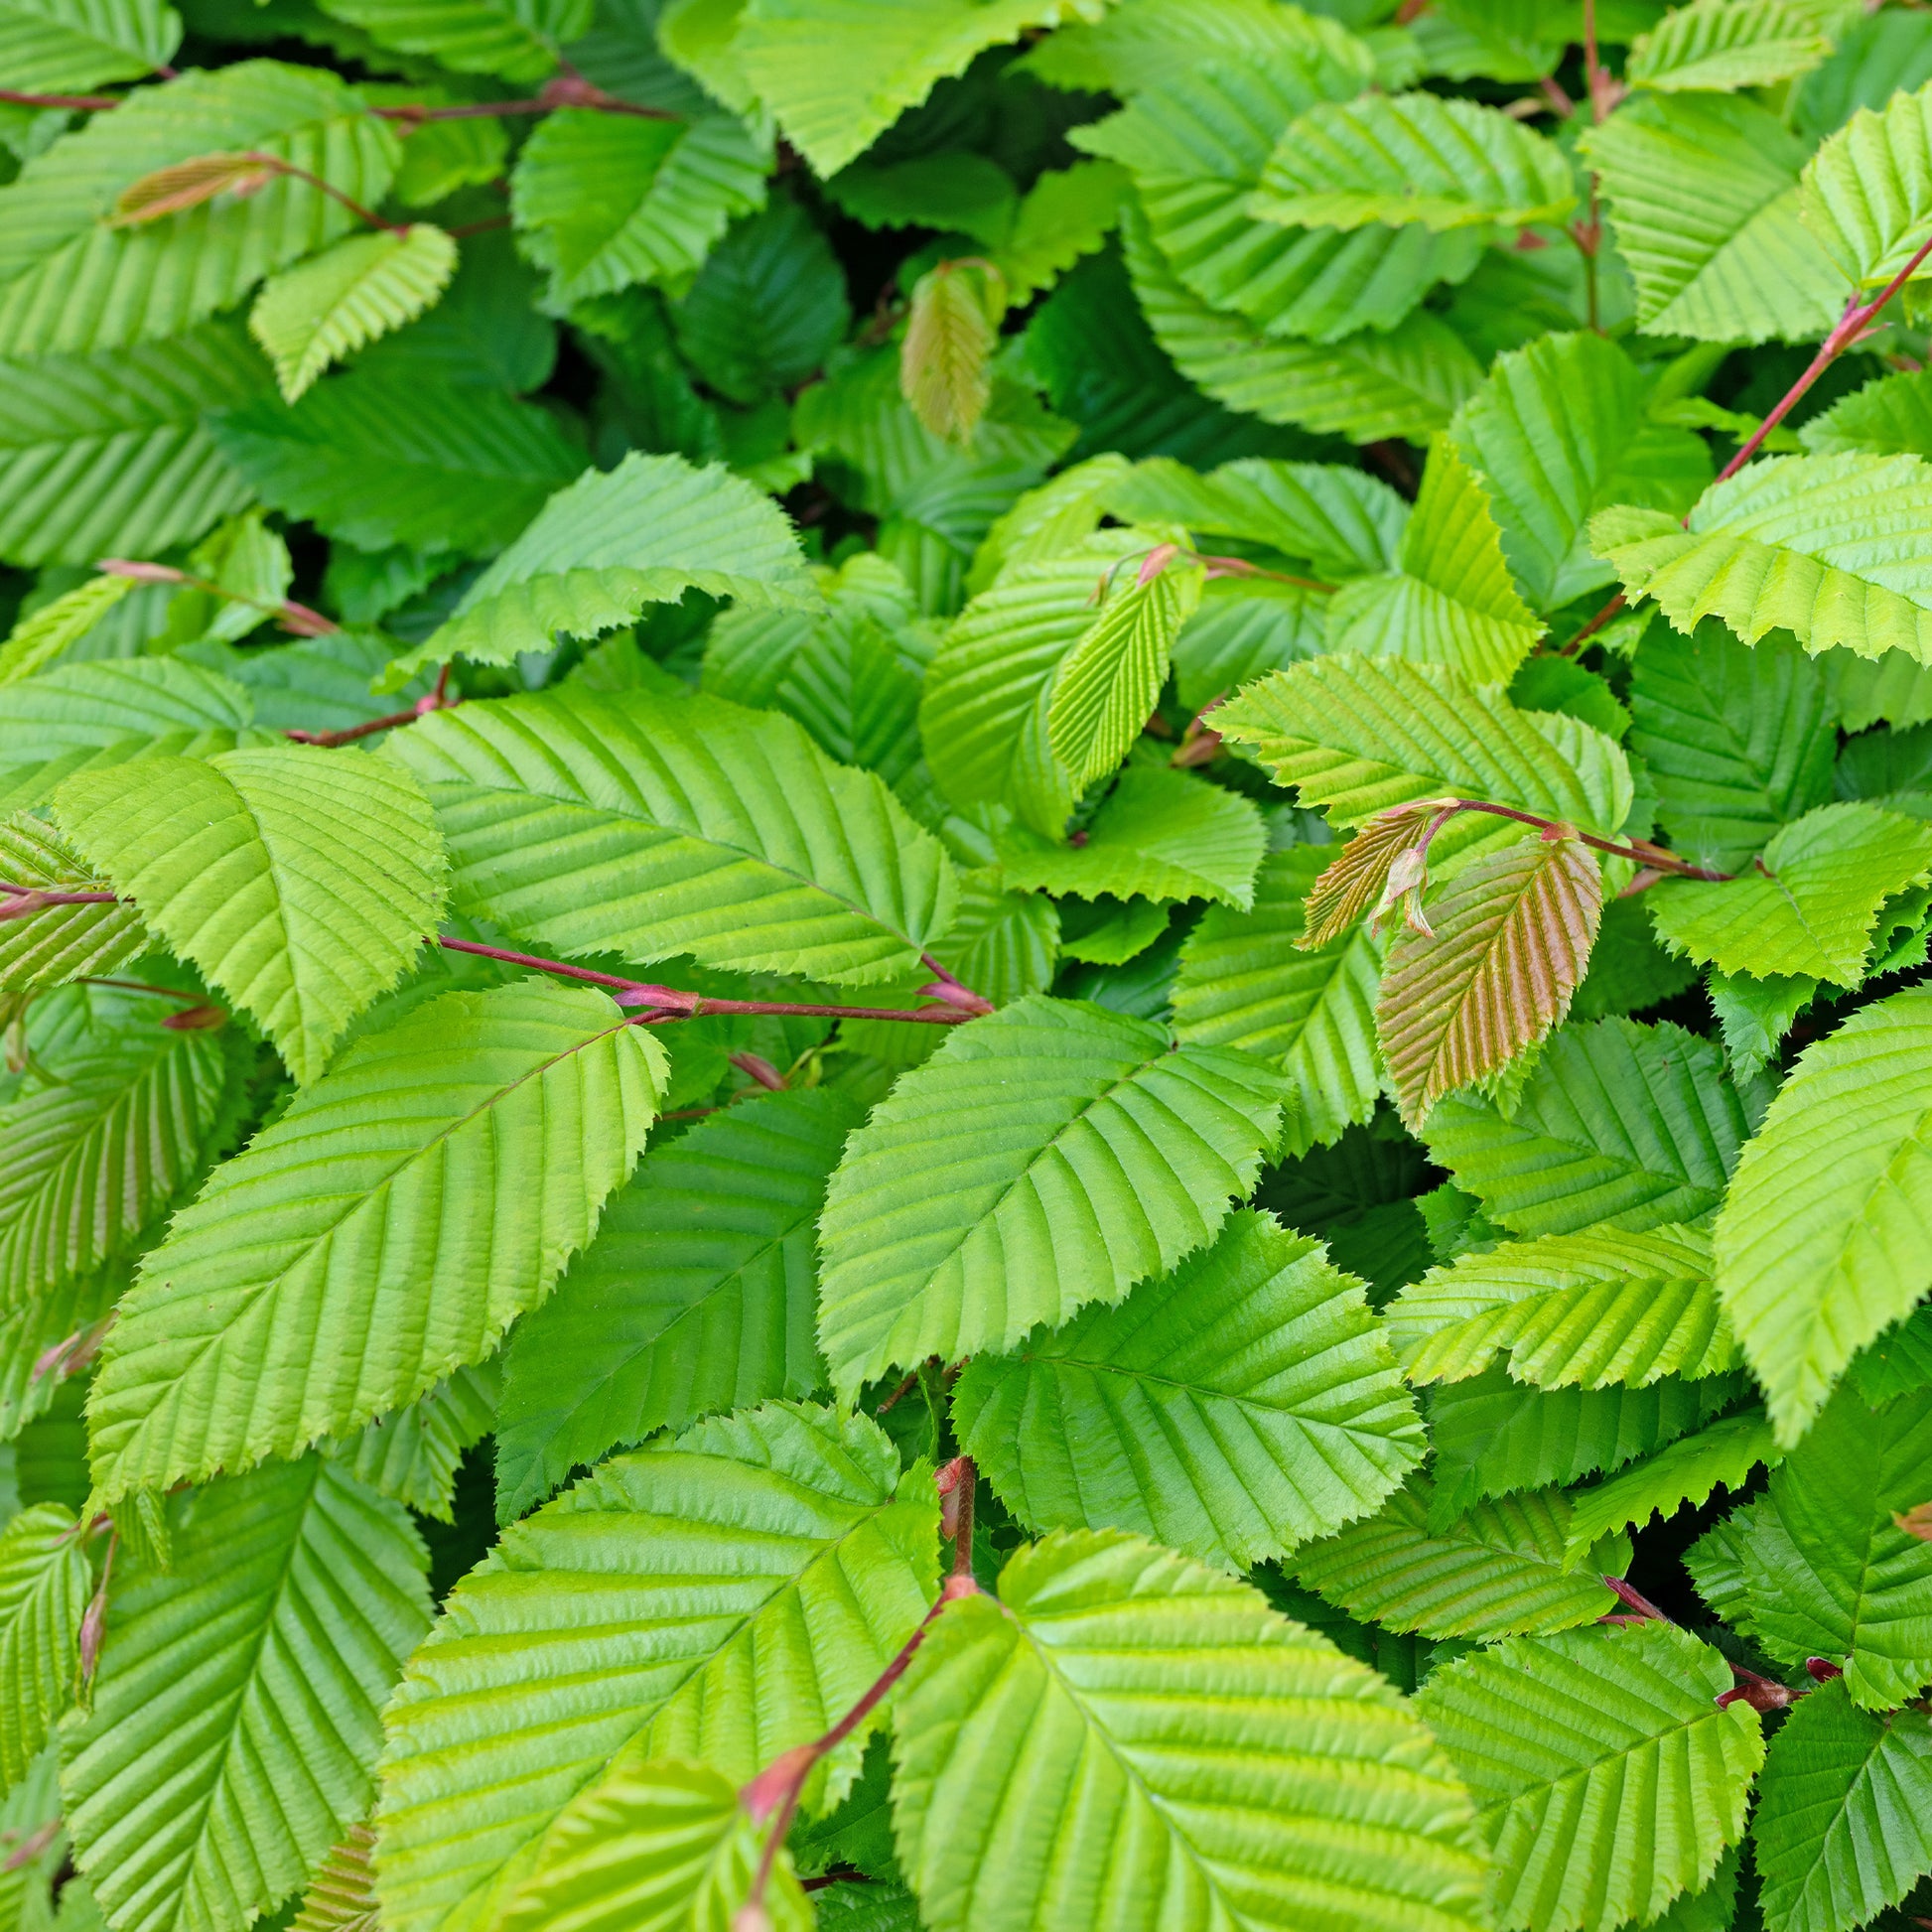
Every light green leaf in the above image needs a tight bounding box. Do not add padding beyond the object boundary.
[86,979,667,1502]
[1424,1019,1747,1237]
[334,1361,498,1523]
[0,811,146,999]
[511,110,767,309]
[1628,0,1832,93]
[928,868,1058,1007]
[384,453,817,684]
[0,576,137,688]
[291,1823,378,1932]
[0,1504,89,1789]
[1801,77,1932,288]
[1416,1622,1765,1932]
[496,1759,812,1932]
[1293,1480,1628,1639]
[390,686,957,987]
[59,1457,433,1932]
[1561,1410,1779,1565]
[315,0,589,81]
[891,1529,1490,1932]
[1751,1679,1932,1932]
[373,1402,938,1932]
[1649,801,1932,985]
[953,1208,1423,1571]
[900,259,1001,446]
[989,157,1126,305]
[495,1087,861,1521]
[815,994,1289,1398]
[1172,845,1386,1157]
[0,0,181,92]
[250,224,458,404]
[995,764,1266,907]
[56,744,447,1085]
[1593,454,1932,665]
[1712,983,1932,1443]
[1802,364,1932,460]
[1582,93,1842,343]
[1387,1221,1736,1390]
[1251,91,1576,233]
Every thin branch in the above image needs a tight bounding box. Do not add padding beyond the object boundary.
[74,977,207,1005]
[98,559,339,637]
[1195,553,1337,595]
[0,76,681,122]
[0,88,121,110]
[1424,800,1732,881]
[285,677,454,748]
[232,150,405,234]
[0,885,120,920]
[1601,1576,1800,1710]
[1557,591,1625,655]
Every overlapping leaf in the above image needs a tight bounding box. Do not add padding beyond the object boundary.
[1627,0,1831,93]
[0,811,145,1000]
[1560,1410,1779,1565]
[0,1504,89,1789]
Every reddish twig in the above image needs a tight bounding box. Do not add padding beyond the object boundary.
[98,559,339,637]
[1557,591,1625,656]
[1420,800,1731,881]
[1602,1576,1800,1709]
[285,680,454,748]
[0,88,120,109]
[0,73,680,121]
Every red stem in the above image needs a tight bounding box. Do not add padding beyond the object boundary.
[1432,800,1731,881]
[235,151,404,235]
[0,88,120,109]
[98,560,339,637]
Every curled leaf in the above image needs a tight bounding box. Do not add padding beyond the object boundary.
[108,152,278,225]
[1301,799,1455,948]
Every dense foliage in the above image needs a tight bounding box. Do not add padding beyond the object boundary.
[4,0,1932,1929]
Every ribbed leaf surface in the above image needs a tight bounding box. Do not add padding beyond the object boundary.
[1379,833,1602,1125]
[891,1530,1490,1932]
[815,994,1289,1398]
[0,573,136,686]
[1752,1680,1932,1932]
[86,979,666,1501]
[387,453,816,681]
[293,1820,378,1932]
[59,1457,433,1932]
[316,0,588,82]
[0,0,182,91]
[391,687,956,987]
[1713,985,1932,1443]
[1627,0,1830,93]
[56,745,447,1085]
[495,1087,861,1520]
[336,1362,498,1524]
[0,811,145,998]
[0,1504,88,1789]
[1416,1622,1765,1932]
[1562,1411,1778,1564]
[1294,1482,1626,1638]
[1172,846,1385,1156]
[1424,1018,1746,1237]
[373,1403,938,1932]
[1801,79,1932,288]
[952,1209,1424,1571]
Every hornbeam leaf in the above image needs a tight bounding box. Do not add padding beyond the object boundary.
[0,0,182,92]
[316,0,589,82]
[292,1821,378,1932]
[494,1087,863,1521]
[1801,78,1932,289]
[1713,983,1932,1444]
[1416,1622,1765,1932]
[0,576,137,687]
[1592,454,1932,665]
[1648,801,1932,986]
[0,811,146,999]
[56,744,448,1085]
[335,1362,498,1524]
[900,260,1001,445]
[890,1530,1491,1932]
[383,452,818,684]
[1387,1221,1736,1391]
[1299,803,1443,948]
[1627,0,1831,94]
[1250,92,1577,233]
[250,224,459,403]
[373,1402,938,1932]
[1378,832,1602,1124]
[389,686,957,987]
[59,1457,433,1932]
[1561,1411,1779,1566]
[952,1209,1425,1571]
[85,978,667,1502]
[0,1504,89,1788]
[815,994,1289,1398]
[1751,1679,1932,1932]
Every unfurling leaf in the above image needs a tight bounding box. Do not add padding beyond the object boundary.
[108,150,277,224]
[1302,800,1450,948]
[1379,832,1603,1122]
[900,258,1006,443]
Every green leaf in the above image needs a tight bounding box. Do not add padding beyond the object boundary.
[891,1529,1490,1932]
[333,1361,498,1523]
[1172,845,1386,1157]
[815,994,1289,1398]
[1425,1018,1747,1237]
[1593,454,1932,665]
[1449,331,1714,613]
[0,576,137,688]
[928,868,1059,1007]
[1582,92,1842,343]
[0,63,399,360]
[390,686,957,987]
[995,764,1266,907]
[1649,801,1932,985]
[0,984,238,1306]
[989,157,1127,305]
[292,1823,378,1932]
[0,0,181,92]
[0,1504,88,1789]
[952,1208,1424,1571]
[1326,435,1545,683]
[59,1457,433,1932]
[56,745,447,1085]
[1561,1410,1779,1565]
[1712,983,1932,1443]
[383,453,817,684]
[1800,77,1932,289]
[1379,832,1602,1125]
[85,978,667,1502]
[1251,91,1576,233]
[0,324,270,568]
[314,0,589,81]
[1123,204,1485,445]
[373,1401,937,1932]
[510,110,767,309]
[0,811,146,999]
[1751,1678,1932,1932]
[496,1758,811,1932]
[1293,1480,1628,1639]
[250,223,459,404]
[899,259,1001,446]
[1416,1622,1765,1932]
[1387,1221,1736,1390]
[1628,0,1832,93]
[208,366,586,558]
[494,1086,861,1521]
